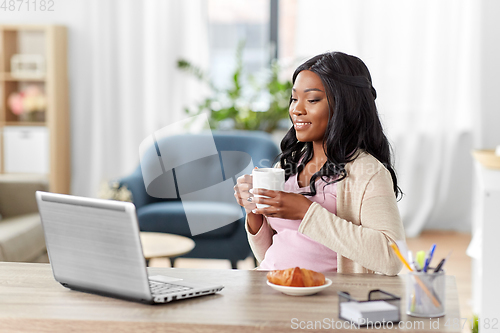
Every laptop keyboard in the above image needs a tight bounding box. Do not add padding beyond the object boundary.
[149,280,193,296]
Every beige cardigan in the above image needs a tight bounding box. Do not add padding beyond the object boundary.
[245,151,405,275]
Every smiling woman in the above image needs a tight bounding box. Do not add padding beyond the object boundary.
[290,70,330,145]
[234,51,406,275]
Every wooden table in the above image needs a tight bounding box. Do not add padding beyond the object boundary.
[139,232,195,264]
[0,263,462,332]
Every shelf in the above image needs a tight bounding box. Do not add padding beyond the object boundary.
[0,72,46,82]
[0,173,49,184]
[0,25,48,32]
[4,122,47,126]
[473,149,500,170]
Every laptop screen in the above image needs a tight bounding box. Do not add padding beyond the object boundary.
[37,192,152,302]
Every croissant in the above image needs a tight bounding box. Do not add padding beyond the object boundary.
[267,267,325,287]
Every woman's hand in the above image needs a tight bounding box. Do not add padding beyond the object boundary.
[234,174,256,214]
[252,189,313,220]
[234,173,264,234]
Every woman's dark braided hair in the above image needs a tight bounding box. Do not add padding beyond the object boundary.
[279,51,402,199]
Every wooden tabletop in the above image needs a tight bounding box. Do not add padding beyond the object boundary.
[139,232,195,260]
[0,263,461,332]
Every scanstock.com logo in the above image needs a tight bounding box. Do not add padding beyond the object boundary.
[139,114,254,236]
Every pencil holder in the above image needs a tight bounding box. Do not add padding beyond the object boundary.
[406,270,445,317]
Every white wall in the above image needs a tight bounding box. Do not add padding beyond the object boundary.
[478,0,500,149]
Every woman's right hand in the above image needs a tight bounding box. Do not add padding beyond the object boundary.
[234,173,263,235]
[234,174,256,214]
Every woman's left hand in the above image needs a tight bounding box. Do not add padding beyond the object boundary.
[252,189,313,220]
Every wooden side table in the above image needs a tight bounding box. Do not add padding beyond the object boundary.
[139,232,195,266]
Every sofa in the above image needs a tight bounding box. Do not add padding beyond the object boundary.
[0,176,48,262]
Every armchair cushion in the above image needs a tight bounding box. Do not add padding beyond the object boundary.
[137,201,243,238]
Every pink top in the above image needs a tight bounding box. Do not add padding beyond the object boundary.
[258,173,338,272]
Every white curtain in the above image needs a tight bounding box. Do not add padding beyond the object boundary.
[292,0,480,236]
[71,0,209,197]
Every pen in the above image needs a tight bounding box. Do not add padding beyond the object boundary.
[413,261,421,272]
[389,243,412,271]
[434,250,452,273]
[423,244,436,273]
[408,251,416,271]
[416,251,426,271]
[410,293,416,312]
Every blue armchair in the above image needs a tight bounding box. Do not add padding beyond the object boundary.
[118,131,280,269]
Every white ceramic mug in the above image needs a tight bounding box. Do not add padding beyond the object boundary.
[252,168,285,208]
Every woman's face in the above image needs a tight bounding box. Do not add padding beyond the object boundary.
[289,70,331,143]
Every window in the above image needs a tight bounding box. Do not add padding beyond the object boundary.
[207,0,272,90]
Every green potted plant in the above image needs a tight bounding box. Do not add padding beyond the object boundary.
[177,42,292,133]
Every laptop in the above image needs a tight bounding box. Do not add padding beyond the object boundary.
[36,191,224,304]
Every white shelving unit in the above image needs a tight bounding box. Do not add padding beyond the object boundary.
[0,24,70,194]
[470,160,500,328]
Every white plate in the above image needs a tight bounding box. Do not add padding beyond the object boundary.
[267,278,332,296]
